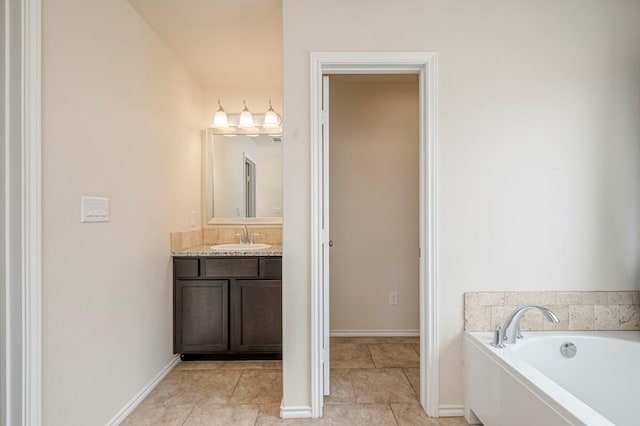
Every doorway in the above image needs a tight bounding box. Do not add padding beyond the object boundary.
[244,154,257,217]
[328,74,419,338]
[309,52,439,419]
[326,72,421,413]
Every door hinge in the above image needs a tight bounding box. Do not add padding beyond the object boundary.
[322,110,328,125]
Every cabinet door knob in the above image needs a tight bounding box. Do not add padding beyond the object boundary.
[329,240,334,247]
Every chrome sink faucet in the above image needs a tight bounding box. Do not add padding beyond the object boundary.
[241,225,249,244]
[493,305,560,347]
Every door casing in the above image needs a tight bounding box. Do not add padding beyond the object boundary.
[2,0,43,424]
[309,52,439,418]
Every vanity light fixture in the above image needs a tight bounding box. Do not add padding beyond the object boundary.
[212,99,229,129]
[263,100,280,128]
[237,100,255,128]
[210,100,282,134]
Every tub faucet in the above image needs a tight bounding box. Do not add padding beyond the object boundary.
[498,305,560,346]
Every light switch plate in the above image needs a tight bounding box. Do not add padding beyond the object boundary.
[81,196,110,223]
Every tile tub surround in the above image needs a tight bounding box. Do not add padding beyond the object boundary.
[464,291,640,332]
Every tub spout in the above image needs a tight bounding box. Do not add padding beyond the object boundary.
[499,305,560,346]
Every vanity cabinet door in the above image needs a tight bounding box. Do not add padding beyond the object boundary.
[231,280,282,353]
[175,280,228,353]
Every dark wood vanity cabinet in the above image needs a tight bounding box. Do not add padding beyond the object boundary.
[173,256,282,359]
[232,280,282,353]
[175,280,228,353]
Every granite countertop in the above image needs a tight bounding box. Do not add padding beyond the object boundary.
[172,244,282,257]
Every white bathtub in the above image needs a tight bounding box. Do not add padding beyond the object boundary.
[464,331,640,426]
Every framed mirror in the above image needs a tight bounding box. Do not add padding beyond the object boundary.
[203,129,283,224]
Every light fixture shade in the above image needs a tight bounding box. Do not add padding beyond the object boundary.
[238,100,254,128]
[213,110,228,128]
[212,99,229,128]
[263,100,280,128]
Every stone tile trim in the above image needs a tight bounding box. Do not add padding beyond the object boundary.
[169,226,282,252]
[170,229,203,252]
[203,226,282,245]
[464,291,640,332]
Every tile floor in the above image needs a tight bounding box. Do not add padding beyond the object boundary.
[123,337,469,425]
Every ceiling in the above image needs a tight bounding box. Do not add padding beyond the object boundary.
[127,0,282,86]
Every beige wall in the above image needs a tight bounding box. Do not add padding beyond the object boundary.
[42,0,202,423]
[282,0,640,410]
[329,76,419,333]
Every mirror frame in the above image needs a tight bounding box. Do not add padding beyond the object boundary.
[202,129,283,225]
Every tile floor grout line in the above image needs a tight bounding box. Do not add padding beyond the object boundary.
[228,368,246,402]
[400,367,418,398]
[411,342,420,356]
[179,402,198,426]
[346,368,357,406]
[365,343,380,369]
[332,368,358,406]
[388,402,401,426]
[252,403,261,426]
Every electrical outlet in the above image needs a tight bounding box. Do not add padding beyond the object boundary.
[190,211,196,227]
[389,290,398,305]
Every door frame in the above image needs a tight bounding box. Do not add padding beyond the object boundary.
[2,0,42,424]
[309,52,439,418]
[243,152,257,217]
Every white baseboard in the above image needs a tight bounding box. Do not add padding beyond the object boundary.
[330,329,419,337]
[280,404,313,419]
[279,403,461,419]
[108,355,181,425]
[439,405,465,417]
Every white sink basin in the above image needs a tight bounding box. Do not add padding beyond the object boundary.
[210,243,271,251]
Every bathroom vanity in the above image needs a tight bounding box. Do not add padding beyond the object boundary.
[172,245,282,360]
[171,126,284,360]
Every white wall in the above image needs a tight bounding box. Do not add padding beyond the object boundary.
[42,0,202,423]
[329,76,419,333]
[282,0,640,410]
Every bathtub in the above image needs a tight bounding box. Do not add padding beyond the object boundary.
[464,331,640,426]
